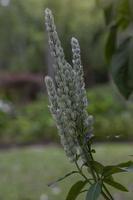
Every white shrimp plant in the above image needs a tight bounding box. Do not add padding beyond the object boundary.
[44,8,133,200]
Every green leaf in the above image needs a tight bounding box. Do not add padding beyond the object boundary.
[117,161,133,168]
[66,180,87,200]
[89,161,104,174]
[103,0,133,99]
[103,3,113,25]
[48,171,79,187]
[105,24,117,62]
[86,182,102,200]
[105,175,114,182]
[116,0,131,29]
[104,179,128,192]
[102,165,126,177]
[102,161,133,177]
[119,161,133,172]
[111,36,133,99]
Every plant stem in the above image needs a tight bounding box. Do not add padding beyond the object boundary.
[80,148,113,199]
[75,161,92,185]
[88,144,114,200]
[77,132,114,199]
[75,161,111,200]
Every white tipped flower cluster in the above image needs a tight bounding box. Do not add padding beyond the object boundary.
[45,8,93,162]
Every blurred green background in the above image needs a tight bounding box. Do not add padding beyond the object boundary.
[0,0,133,199]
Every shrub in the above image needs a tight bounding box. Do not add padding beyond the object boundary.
[4,97,58,144]
[87,85,133,141]
[0,85,133,144]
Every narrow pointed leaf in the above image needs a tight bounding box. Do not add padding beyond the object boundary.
[117,161,133,172]
[48,171,78,187]
[117,161,133,168]
[102,165,126,177]
[104,179,128,192]
[66,180,87,200]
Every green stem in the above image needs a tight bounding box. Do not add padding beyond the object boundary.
[75,160,112,200]
[75,161,92,185]
[82,143,97,181]
[77,131,113,200]
[88,145,114,200]
[75,161,111,200]
[82,146,113,200]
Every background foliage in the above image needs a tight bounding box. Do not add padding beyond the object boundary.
[0,0,107,85]
[0,0,133,199]
[102,0,133,98]
[0,0,133,144]
[0,85,133,145]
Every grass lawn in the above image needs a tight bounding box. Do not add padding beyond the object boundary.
[0,143,132,200]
